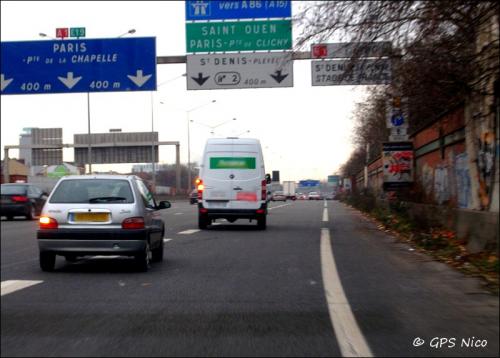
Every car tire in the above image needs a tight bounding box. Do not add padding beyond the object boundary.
[135,242,151,272]
[257,215,267,230]
[40,252,56,271]
[152,233,164,262]
[198,214,208,230]
[26,205,36,220]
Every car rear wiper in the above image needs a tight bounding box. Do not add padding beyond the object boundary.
[88,196,127,203]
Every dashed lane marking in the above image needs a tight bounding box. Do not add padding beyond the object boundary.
[163,238,173,242]
[268,203,292,210]
[320,228,373,357]
[174,213,184,215]
[322,207,328,222]
[178,229,200,235]
[1,280,43,297]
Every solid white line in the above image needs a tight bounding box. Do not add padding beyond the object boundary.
[322,208,328,222]
[1,280,43,297]
[268,203,292,210]
[178,229,200,235]
[320,228,373,357]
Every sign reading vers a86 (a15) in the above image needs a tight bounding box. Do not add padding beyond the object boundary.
[187,53,293,90]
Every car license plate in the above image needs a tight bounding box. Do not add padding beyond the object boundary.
[207,201,227,208]
[73,212,109,222]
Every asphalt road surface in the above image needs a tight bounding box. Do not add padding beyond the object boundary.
[1,200,498,357]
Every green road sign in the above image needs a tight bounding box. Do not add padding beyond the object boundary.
[210,157,256,169]
[186,20,292,53]
[70,27,86,38]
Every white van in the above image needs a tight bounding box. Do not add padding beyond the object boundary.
[197,137,271,229]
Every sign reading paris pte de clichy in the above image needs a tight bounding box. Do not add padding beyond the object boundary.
[186,20,292,53]
[0,37,156,95]
[187,52,293,90]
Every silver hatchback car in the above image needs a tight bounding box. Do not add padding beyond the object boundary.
[37,175,171,272]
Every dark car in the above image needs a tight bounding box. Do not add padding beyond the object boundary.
[189,189,198,204]
[1,183,48,220]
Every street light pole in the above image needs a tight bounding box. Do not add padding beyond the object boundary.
[186,99,216,192]
[150,92,156,193]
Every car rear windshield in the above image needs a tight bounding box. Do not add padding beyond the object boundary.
[49,179,134,203]
[1,185,27,195]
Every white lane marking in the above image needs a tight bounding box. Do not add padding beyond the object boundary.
[211,222,221,226]
[324,200,328,208]
[163,238,173,243]
[322,208,328,222]
[91,255,121,259]
[320,228,373,357]
[268,203,292,210]
[1,280,43,297]
[174,213,184,215]
[178,229,200,235]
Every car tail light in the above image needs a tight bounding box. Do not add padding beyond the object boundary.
[122,217,145,229]
[199,208,208,214]
[256,209,265,214]
[11,195,29,203]
[261,180,267,200]
[197,179,204,200]
[39,216,58,229]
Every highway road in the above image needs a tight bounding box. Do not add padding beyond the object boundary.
[1,200,498,357]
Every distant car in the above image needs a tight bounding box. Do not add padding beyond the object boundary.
[296,193,307,200]
[271,191,287,202]
[308,192,321,200]
[286,193,297,201]
[189,189,198,204]
[324,192,335,200]
[37,175,171,272]
[1,183,48,220]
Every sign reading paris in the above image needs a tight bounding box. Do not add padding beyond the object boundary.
[1,37,156,95]
[186,1,291,21]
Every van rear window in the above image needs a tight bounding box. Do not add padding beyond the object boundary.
[210,157,256,169]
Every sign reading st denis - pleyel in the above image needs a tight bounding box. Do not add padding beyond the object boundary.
[311,58,391,86]
[185,0,291,21]
[0,37,156,95]
[187,53,293,90]
[186,20,292,53]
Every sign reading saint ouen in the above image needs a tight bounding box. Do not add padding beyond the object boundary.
[186,20,292,53]
[0,37,156,95]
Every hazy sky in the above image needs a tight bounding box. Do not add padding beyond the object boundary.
[1,1,370,182]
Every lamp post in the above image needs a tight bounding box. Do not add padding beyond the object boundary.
[117,29,136,38]
[186,100,217,191]
[39,33,57,40]
[190,117,237,136]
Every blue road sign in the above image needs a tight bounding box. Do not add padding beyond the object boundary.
[299,180,320,187]
[391,112,405,126]
[1,37,156,95]
[185,0,291,21]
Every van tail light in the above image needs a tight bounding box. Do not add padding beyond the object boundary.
[122,217,145,229]
[39,216,58,229]
[11,195,29,203]
[261,180,267,200]
[197,179,204,200]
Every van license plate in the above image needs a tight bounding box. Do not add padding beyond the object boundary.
[207,201,227,208]
[73,213,109,222]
